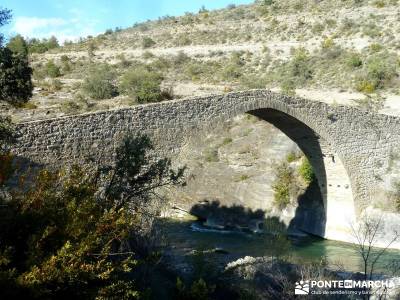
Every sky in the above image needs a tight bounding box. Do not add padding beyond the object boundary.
[1,0,254,43]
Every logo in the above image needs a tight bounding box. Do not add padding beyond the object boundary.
[294,279,397,296]
[295,280,310,295]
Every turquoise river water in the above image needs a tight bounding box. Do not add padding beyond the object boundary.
[160,219,400,275]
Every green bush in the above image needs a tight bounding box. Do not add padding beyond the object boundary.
[355,55,397,92]
[82,64,117,100]
[27,36,59,54]
[172,51,191,66]
[355,79,376,93]
[289,48,313,82]
[204,148,219,162]
[6,34,28,56]
[142,37,156,49]
[174,35,192,46]
[0,48,33,105]
[262,0,275,5]
[220,64,242,80]
[374,0,385,7]
[60,55,72,73]
[286,151,299,163]
[272,162,293,209]
[347,52,363,68]
[222,137,233,145]
[176,277,214,300]
[119,68,171,103]
[45,60,61,78]
[298,157,315,184]
[276,48,313,90]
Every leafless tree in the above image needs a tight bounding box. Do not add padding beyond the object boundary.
[350,213,399,299]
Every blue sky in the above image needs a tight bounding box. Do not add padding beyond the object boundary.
[2,0,254,43]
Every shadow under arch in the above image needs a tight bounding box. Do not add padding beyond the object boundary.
[248,108,356,240]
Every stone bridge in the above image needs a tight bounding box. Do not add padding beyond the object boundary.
[14,90,400,246]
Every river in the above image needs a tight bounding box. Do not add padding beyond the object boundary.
[159,219,400,275]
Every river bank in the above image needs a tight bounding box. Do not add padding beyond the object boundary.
[152,218,400,299]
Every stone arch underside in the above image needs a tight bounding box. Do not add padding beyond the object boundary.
[247,108,356,242]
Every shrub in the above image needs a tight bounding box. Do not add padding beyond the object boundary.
[362,22,381,38]
[0,48,33,105]
[220,64,242,80]
[355,55,397,92]
[50,79,63,91]
[87,41,96,58]
[174,35,192,46]
[60,55,70,63]
[321,38,334,49]
[369,43,383,52]
[298,157,315,184]
[284,48,313,86]
[374,0,385,7]
[82,65,117,99]
[119,68,168,103]
[45,60,61,78]
[6,34,28,56]
[20,101,37,109]
[204,148,219,162]
[286,151,299,163]
[262,0,275,5]
[240,74,267,89]
[222,137,233,145]
[176,277,214,300]
[173,51,191,66]
[347,52,363,68]
[312,23,325,34]
[184,62,208,80]
[61,100,81,113]
[239,174,250,181]
[27,36,59,54]
[62,61,71,73]
[117,53,131,68]
[355,79,376,93]
[280,78,296,95]
[142,37,156,49]
[272,162,293,209]
[0,135,184,298]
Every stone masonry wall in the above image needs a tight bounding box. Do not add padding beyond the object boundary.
[13,89,400,242]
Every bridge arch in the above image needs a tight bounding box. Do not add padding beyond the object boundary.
[15,90,400,245]
[247,108,356,241]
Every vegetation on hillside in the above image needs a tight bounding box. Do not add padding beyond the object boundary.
[0,9,33,105]
[272,155,315,210]
[2,0,400,120]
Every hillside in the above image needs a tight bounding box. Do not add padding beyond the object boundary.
[3,0,400,121]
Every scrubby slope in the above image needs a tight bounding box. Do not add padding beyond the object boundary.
[3,0,400,121]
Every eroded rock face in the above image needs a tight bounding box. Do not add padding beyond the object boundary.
[164,114,326,236]
[168,115,298,212]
